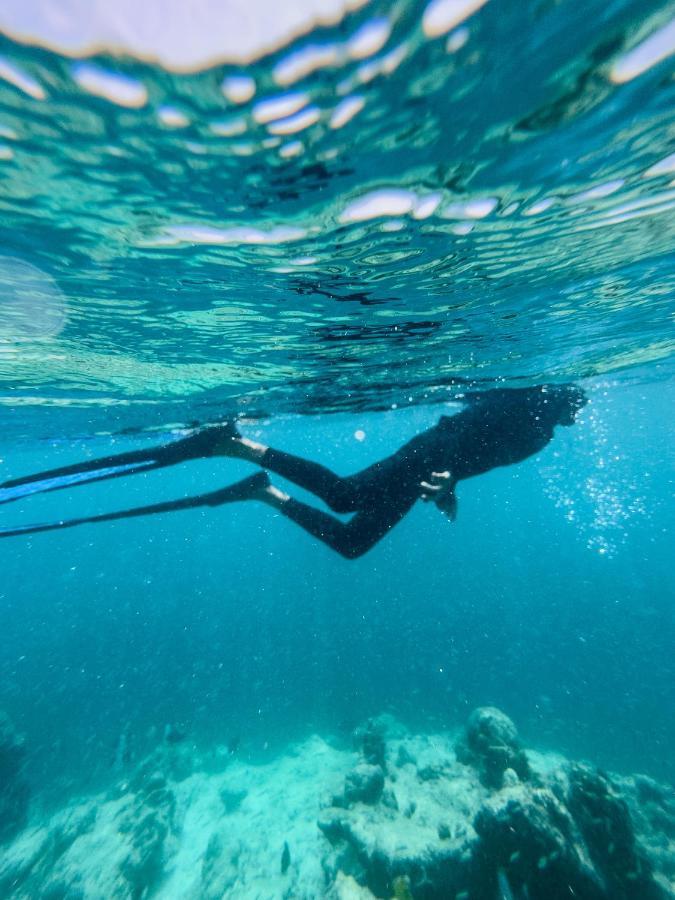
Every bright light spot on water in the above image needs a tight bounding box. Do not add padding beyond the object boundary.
[441,197,497,218]
[577,188,675,230]
[523,197,555,216]
[185,141,208,154]
[209,117,248,137]
[644,152,675,177]
[446,26,470,52]
[221,75,256,104]
[413,192,442,219]
[0,124,18,140]
[228,142,259,156]
[288,256,317,265]
[610,16,675,83]
[340,188,448,224]
[0,145,13,161]
[337,41,408,93]
[356,42,408,84]
[452,222,474,235]
[72,63,148,108]
[329,95,365,129]
[340,188,418,223]
[0,55,46,100]
[381,219,406,231]
[379,42,408,74]
[273,42,339,86]
[568,180,625,203]
[279,140,304,159]
[157,105,190,128]
[253,92,309,124]
[267,105,321,135]
[151,224,307,246]
[354,429,366,441]
[422,0,490,39]
[346,17,391,60]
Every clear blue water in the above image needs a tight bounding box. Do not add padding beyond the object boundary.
[0,0,674,878]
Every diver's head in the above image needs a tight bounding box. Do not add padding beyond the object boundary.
[538,384,587,426]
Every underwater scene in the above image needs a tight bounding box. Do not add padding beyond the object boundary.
[0,0,674,897]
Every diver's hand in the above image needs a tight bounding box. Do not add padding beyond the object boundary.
[420,471,457,522]
[420,471,451,501]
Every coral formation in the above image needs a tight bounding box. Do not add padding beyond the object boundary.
[0,709,673,898]
[455,706,531,789]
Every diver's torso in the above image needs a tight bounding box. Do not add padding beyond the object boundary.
[432,400,553,480]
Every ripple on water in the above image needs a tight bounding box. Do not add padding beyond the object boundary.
[0,0,673,426]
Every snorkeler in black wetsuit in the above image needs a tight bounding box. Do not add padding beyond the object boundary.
[0,385,586,557]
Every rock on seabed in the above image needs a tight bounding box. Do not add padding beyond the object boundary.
[0,709,673,899]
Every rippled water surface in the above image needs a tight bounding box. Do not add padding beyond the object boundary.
[0,0,674,436]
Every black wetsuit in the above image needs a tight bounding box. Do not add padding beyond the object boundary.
[263,389,559,558]
[0,385,583,556]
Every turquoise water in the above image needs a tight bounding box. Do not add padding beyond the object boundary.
[1,0,674,896]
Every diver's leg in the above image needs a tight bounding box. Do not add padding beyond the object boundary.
[257,482,417,559]
[215,434,369,513]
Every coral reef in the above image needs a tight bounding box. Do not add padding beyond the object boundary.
[320,709,674,899]
[455,706,531,789]
[0,710,673,898]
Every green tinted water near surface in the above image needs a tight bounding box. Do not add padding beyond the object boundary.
[0,0,674,440]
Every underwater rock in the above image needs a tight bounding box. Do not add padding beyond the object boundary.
[329,871,378,899]
[455,707,531,790]
[117,795,175,897]
[219,787,247,814]
[381,787,399,811]
[396,745,416,768]
[163,723,187,745]
[319,712,675,899]
[344,764,385,806]
[200,832,241,899]
[0,711,29,842]
[566,764,662,899]
[0,805,97,897]
[474,785,606,899]
[353,720,387,769]
[113,749,178,898]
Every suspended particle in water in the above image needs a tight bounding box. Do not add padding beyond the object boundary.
[0,256,67,342]
[354,429,366,442]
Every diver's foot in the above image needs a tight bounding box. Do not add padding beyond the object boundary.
[171,420,241,458]
[203,419,242,452]
[205,471,270,505]
[212,432,268,462]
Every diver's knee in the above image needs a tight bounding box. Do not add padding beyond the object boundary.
[340,539,371,560]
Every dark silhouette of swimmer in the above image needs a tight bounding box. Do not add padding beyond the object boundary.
[0,385,586,557]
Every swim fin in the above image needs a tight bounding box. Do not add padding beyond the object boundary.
[0,422,239,506]
[0,473,265,539]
